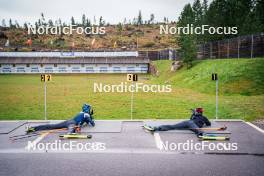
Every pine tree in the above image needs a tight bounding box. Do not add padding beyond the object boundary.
[24,23,28,30]
[35,22,39,29]
[132,18,137,25]
[71,17,75,25]
[15,20,20,28]
[241,0,264,34]
[58,18,62,26]
[163,17,167,24]
[204,0,253,39]
[178,4,195,25]
[1,19,6,27]
[202,0,208,13]
[99,16,105,26]
[255,0,264,31]
[86,19,91,27]
[40,12,46,26]
[123,18,127,25]
[205,0,228,41]
[82,14,86,27]
[200,0,209,42]
[177,4,196,68]
[177,0,264,53]
[193,0,203,25]
[137,10,143,25]
[9,19,13,28]
[48,19,54,26]
[38,19,41,27]
[149,14,155,24]
[192,0,203,42]
[179,35,197,68]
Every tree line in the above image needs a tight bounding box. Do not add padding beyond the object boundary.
[1,11,172,29]
[177,0,264,67]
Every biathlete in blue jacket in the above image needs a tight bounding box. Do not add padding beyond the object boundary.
[26,103,95,134]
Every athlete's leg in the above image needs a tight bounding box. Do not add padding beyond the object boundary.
[154,120,190,131]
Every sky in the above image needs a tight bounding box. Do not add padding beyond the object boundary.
[0,0,198,25]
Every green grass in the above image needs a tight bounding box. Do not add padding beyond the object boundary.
[151,58,264,121]
[152,59,264,95]
[0,58,263,121]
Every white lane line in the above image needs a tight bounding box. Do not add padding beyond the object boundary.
[245,122,264,134]
[153,132,163,150]
[214,119,244,122]
[0,148,194,154]
[25,132,49,150]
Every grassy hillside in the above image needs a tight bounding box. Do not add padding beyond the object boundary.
[151,58,264,121]
[152,59,264,95]
[0,24,178,51]
[0,59,263,121]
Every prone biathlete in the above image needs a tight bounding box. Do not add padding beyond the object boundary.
[143,108,211,136]
[26,103,95,134]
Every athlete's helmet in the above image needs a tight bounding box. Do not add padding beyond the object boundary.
[82,103,90,113]
[195,108,203,114]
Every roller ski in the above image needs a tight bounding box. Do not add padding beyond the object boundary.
[24,123,36,134]
[198,134,230,141]
[142,125,155,134]
[194,126,227,131]
[59,133,92,139]
[26,127,36,134]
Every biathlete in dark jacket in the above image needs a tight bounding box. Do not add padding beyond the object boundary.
[143,108,211,136]
[26,103,95,134]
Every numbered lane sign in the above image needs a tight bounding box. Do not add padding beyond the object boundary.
[212,73,218,81]
[127,74,138,82]
[41,74,52,82]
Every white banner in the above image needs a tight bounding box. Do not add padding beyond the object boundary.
[0,51,138,57]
